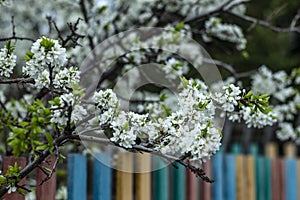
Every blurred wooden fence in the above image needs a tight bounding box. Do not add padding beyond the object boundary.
[1,142,300,200]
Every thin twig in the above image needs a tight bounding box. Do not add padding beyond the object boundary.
[0,36,34,42]
[0,77,35,84]
[183,0,249,24]
[226,10,300,33]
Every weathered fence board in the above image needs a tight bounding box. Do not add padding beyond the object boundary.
[213,150,223,200]
[153,156,169,200]
[136,153,151,200]
[93,153,112,200]
[67,154,87,200]
[36,156,56,200]
[116,152,133,200]
[172,161,186,200]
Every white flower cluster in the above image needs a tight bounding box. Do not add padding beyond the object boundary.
[91,78,277,161]
[93,89,158,148]
[240,106,276,128]
[138,91,179,120]
[164,0,246,19]
[110,112,145,148]
[203,17,247,50]
[155,79,221,162]
[50,93,87,126]
[214,83,277,128]
[23,37,80,90]
[92,80,222,162]
[93,89,119,125]
[273,94,300,122]
[118,26,192,81]
[276,123,298,141]
[53,66,80,90]
[162,58,188,80]
[87,0,159,39]
[249,66,300,141]
[0,44,16,78]
[215,84,241,112]
[251,66,294,102]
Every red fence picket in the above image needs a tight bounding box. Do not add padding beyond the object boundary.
[36,156,57,200]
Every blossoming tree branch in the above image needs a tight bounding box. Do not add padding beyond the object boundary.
[0,0,299,197]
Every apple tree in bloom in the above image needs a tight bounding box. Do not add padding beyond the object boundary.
[0,0,299,196]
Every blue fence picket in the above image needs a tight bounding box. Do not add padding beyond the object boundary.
[213,150,223,200]
[285,158,298,200]
[63,143,300,200]
[264,157,272,200]
[224,154,236,200]
[68,154,87,200]
[94,153,112,200]
[153,156,169,200]
[172,161,186,200]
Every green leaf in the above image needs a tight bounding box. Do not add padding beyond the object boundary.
[40,37,55,51]
[59,154,66,160]
[19,121,29,128]
[259,106,273,114]
[197,102,209,110]
[24,51,34,61]
[10,126,26,135]
[159,93,167,101]
[161,104,171,116]
[180,77,189,88]
[0,175,6,185]
[175,22,185,31]
[36,145,47,151]
[17,188,27,196]
[97,6,107,14]
[244,90,253,98]
[258,94,270,99]
[45,133,53,144]
[5,40,15,54]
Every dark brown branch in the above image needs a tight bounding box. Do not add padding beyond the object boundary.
[0,37,34,42]
[183,0,249,24]
[0,134,69,197]
[203,57,238,78]
[203,57,256,79]
[0,16,34,42]
[50,18,84,48]
[226,10,300,33]
[11,16,16,38]
[79,0,95,50]
[39,149,59,186]
[15,184,31,193]
[0,77,35,84]
[73,134,214,182]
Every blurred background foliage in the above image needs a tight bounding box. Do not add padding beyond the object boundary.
[206,0,300,77]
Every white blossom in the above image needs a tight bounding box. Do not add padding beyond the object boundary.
[7,185,16,194]
[251,66,292,102]
[215,84,241,112]
[240,106,276,128]
[53,66,80,89]
[163,58,188,80]
[276,123,297,141]
[50,93,87,126]
[23,37,80,90]
[203,17,247,50]
[0,44,16,78]
[93,89,119,125]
